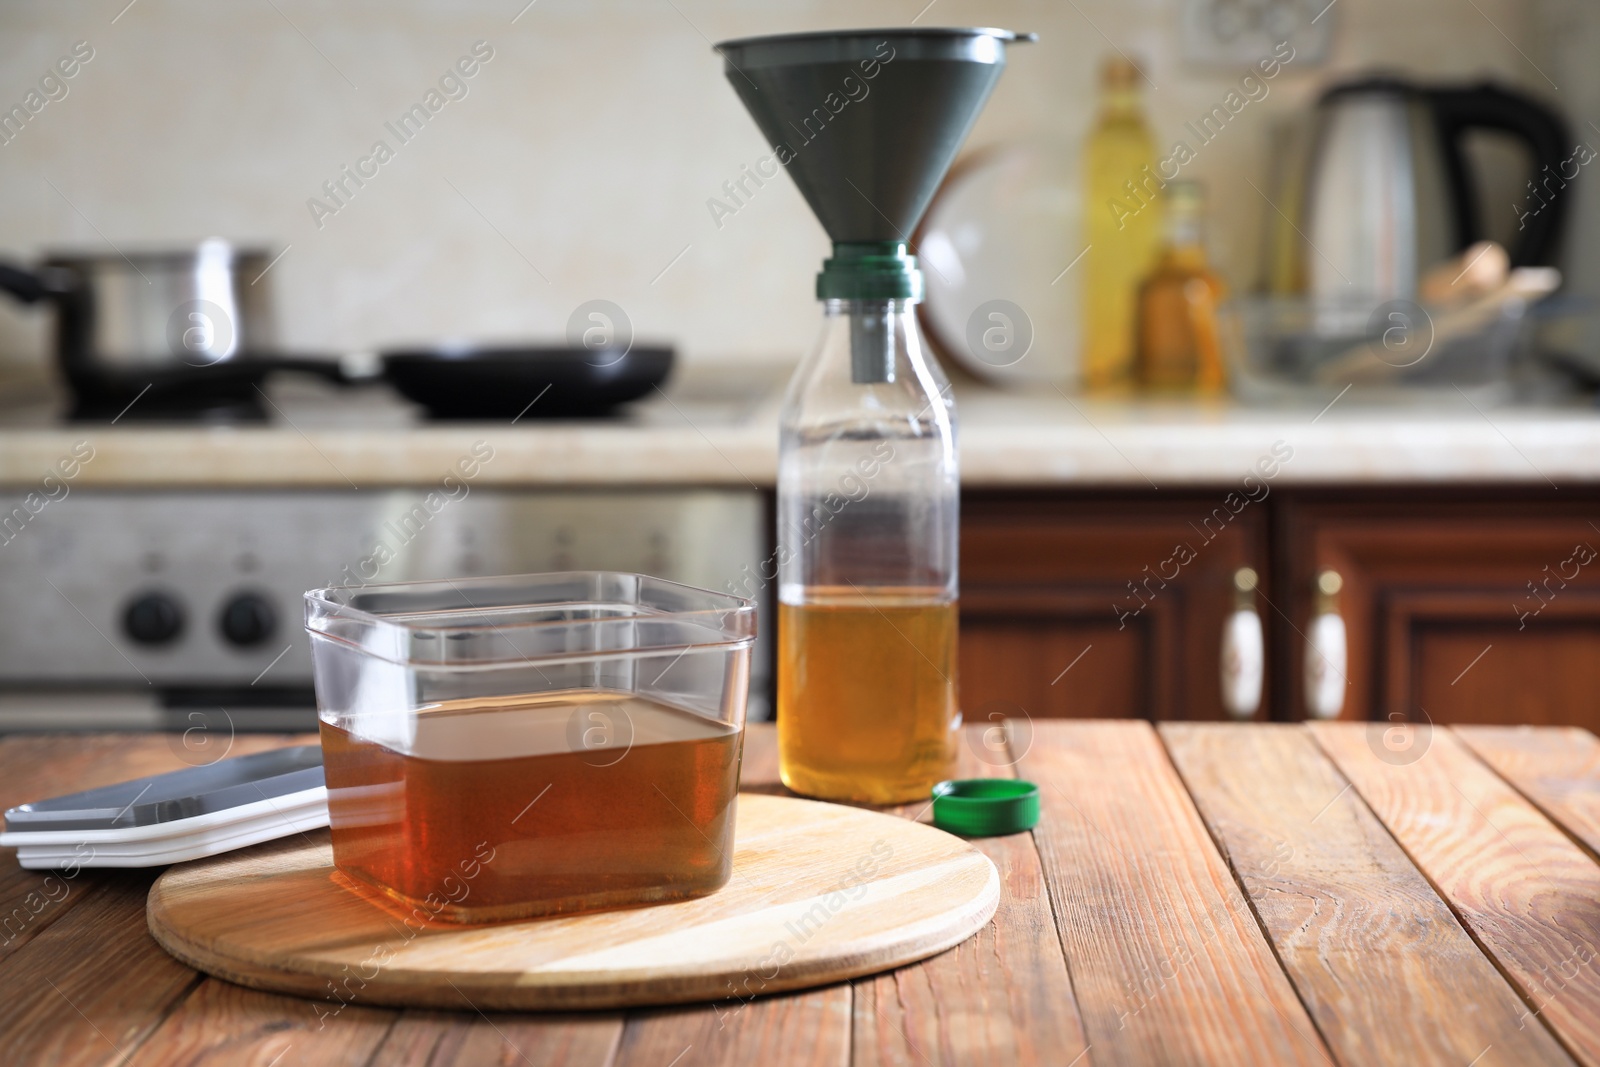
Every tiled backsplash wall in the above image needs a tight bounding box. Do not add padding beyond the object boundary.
[0,0,1582,373]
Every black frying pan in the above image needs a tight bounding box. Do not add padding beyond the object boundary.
[380,345,674,419]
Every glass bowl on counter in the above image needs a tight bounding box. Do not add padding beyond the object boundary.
[1221,290,1543,406]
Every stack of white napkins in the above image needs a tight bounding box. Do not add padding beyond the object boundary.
[0,745,328,869]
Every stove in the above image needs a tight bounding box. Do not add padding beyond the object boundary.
[0,368,780,732]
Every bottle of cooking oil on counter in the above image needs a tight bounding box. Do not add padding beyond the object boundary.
[1135,180,1227,394]
[1083,54,1163,392]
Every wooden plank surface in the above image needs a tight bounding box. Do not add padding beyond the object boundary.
[739,722,779,791]
[1017,719,1331,1066]
[0,738,97,956]
[739,723,781,792]
[0,734,311,957]
[1312,722,1600,1066]
[1164,722,1574,1067]
[0,735,310,1067]
[1456,725,1600,857]
[6,722,1596,1067]
[0,857,88,958]
[0,871,199,1067]
[613,725,851,1067]
[0,733,312,810]
[852,725,1089,1067]
[613,989,851,1067]
[120,979,397,1067]
[371,1008,622,1067]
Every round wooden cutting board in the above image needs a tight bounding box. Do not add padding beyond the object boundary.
[146,793,1000,1010]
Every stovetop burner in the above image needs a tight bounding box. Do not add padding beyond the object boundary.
[64,373,271,423]
[0,362,786,429]
[68,392,269,423]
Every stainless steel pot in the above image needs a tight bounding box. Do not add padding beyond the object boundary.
[0,238,338,414]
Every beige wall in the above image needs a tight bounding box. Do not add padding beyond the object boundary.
[0,0,1549,373]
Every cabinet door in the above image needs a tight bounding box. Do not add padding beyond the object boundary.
[961,493,1268,722]
[1281,494,1600,728]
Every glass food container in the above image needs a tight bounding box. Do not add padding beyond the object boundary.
[304,571,755,923]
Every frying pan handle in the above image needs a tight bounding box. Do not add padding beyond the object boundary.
[256,357,357,385]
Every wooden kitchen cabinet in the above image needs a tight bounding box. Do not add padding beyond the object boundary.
[959,492,1269,722]
[1278,491,1600,728]
[956,488,1600,732]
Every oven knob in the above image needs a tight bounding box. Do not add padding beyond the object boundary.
[123,592,185,646]
[219,593,277,647]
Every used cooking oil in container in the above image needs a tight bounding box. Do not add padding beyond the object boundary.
[305,572,756,923]
[778,590,956,804]
[320,691,741,921]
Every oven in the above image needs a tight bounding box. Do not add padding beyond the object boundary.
[0,488,772,732]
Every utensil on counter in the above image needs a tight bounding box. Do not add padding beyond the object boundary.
[0,238,344,418]
[1263,77,1570,306]
[1418,240,1510,306]
[380,343,674,419]
[914,141,1079,386]
[0,745,326,868]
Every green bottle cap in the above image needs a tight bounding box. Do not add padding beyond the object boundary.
[931,778,1040,837]
[816,241,923,301]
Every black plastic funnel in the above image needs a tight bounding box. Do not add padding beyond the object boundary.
[714,28,1034,248]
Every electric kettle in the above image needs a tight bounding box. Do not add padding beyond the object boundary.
[1264,77,1570,304]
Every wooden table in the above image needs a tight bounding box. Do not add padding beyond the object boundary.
[4,720,1600,1066]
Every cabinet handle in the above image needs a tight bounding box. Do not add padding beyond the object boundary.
[1305,569,1347,720]
[1221,567,1264,720]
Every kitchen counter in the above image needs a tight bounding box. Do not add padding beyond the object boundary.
[2,367,1599,488]
[3,721,1598,1065]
